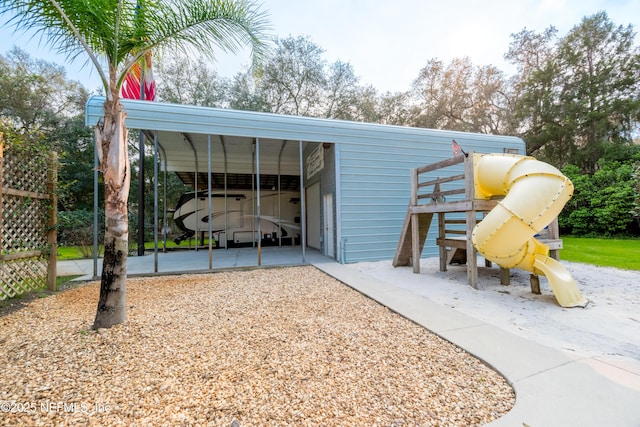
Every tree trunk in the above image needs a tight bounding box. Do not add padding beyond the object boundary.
[93,96,130,329]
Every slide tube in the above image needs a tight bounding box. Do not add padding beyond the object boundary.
[471,153,587,307]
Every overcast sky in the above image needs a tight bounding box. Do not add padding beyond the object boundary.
[2,0,639,93]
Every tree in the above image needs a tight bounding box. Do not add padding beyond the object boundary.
[53,114,97,211]
[0,46,87,132]
[409,57,512,134]
[632,160,640,232]
[1,0,269,329]
[221,35,384,122]
[156,48,375,115]
[507,13,640,171]
[506,27,566,159]
[156,55,228,107]
[228,69,270,112]
[0,47,96,211]
[376,91,413,126]
[323,60,360,120]
[256,35,327,116]
[557,12,640,172]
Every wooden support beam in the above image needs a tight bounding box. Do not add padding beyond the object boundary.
[464,154,479,289]
[530,274,541,294]
[393,211,433,268]
[500,268,510,285]
[47,152,58,292]
[466,209,478,289]
[438,212,447,272]
[412,213,421,273]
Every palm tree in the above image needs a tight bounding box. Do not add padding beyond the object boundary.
[1,0,270,328]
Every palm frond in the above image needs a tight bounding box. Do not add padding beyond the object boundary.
[114,0,271,89]
[1,0,271,93]
[0,0,132,92]
[156,0,270,57]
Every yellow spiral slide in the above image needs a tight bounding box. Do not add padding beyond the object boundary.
[471,153,587,307]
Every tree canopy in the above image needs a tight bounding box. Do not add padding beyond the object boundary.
[1,8,638,269]
[507,12,640,171]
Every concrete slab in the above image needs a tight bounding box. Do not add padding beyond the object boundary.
[592,355,640,378]
[489,358,640,427]
[58,246,327,280]
[441,323,578,381]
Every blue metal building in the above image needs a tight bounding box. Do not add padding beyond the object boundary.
[85,96,525,266]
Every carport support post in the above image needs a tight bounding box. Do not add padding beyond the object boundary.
[221,137,228,249]
[137,58,146,256]
[277,141,287,247]
[93,135,99,278]
[256,138,261,266]
[138,130,145,256]
[153,132,159,273]
[299,140,306,263]
[182,135,198,250]
[207,135,213,269]
[162,150,168,252]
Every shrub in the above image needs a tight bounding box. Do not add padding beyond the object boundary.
[58,210,103,257]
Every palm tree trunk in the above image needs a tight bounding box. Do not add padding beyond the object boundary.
[93,96,130,329]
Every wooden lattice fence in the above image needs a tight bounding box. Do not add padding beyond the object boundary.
[0,132,57,300]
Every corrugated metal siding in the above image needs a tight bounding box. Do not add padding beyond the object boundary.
[338,137,524,263]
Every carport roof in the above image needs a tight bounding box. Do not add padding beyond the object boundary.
[85,96,524,188]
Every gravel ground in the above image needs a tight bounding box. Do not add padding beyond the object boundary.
[0,266,514,426]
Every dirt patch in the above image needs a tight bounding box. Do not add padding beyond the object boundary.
[0,266,514,426]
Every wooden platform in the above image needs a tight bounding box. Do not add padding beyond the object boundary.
[393,151,564,291]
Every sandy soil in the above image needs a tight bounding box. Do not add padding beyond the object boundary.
[348,258,640,364]
[0,266,514,426]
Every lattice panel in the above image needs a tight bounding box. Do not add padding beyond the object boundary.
[2,149,49,194]
[2,194,49,253]
[0,257,47,300]
[1,141,54,300]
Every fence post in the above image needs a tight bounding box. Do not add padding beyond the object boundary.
[0,136,4,271]
[46,152,58,291]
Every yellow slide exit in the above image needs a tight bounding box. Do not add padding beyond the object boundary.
[472,153,587,308]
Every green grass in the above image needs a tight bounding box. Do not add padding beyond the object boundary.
[57,238,213,260]
[57,246,89,260]
[561,237,640,270]
[58,275,83,287]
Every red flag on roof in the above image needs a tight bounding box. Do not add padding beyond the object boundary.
[452,140,465,157]
[121,51,156,101]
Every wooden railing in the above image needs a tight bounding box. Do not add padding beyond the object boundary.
[396,151,562,291]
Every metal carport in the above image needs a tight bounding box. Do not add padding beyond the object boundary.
[85,96,526,275]
[85,97,323,276]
